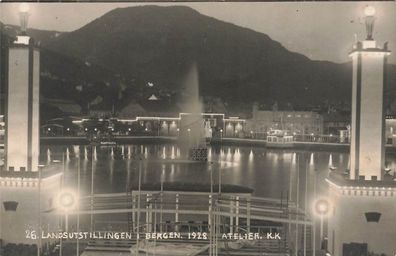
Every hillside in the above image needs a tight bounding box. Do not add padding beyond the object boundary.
[0,23,120,119]
[3,6,396,115]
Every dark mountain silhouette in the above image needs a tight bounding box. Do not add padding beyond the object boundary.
[3,6,396,115]
[0,22,118,118]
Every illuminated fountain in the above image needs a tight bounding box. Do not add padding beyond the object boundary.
[178,63,208,161]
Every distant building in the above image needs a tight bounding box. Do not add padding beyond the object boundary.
[339,128,350,143]
[70,113,245,138]
[246,103,323,136]
[41,117,80,136]
[322,112,350,135]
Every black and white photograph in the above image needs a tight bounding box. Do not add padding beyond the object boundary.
[0,1,396,256]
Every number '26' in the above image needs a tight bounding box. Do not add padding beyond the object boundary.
[25,230,37,240]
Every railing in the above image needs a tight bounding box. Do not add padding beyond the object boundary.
[74,191,312,226]
[53,191,314,255]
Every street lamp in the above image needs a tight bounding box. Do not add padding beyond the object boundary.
[57,189,78,256]
[55,190,78,256]
[364,6,376,40]
[19,3,29,12]
[314,198,330,249]
[364,5,376,16]
[19,3,30,35]
[56,189,78,232]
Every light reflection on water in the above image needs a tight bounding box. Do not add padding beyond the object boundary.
[41,144,396,204]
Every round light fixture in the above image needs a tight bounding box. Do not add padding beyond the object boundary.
[19,3,30,13]
[56,190,78,211]
[315,199,330,215]
[364,6,376,17]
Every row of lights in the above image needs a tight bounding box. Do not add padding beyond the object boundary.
[47,126,337,137]
[48,127,226,133]
[247,130,335,137]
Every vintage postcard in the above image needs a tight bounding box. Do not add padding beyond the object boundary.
[0,1,395,256]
